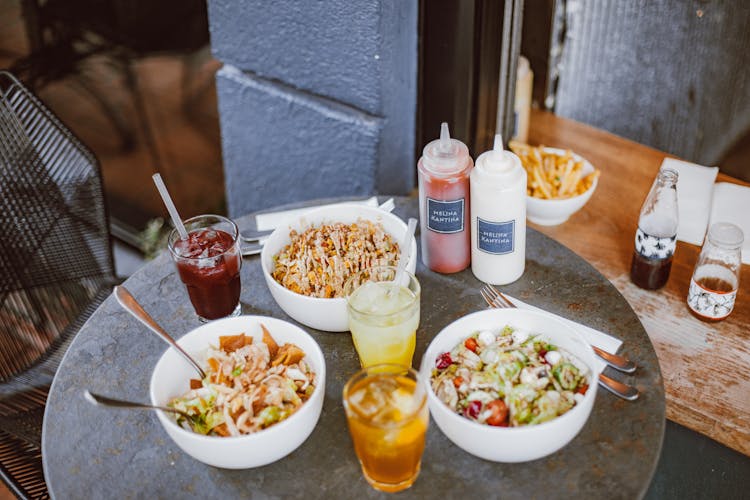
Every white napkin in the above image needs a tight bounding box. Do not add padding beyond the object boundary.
[660,158,719,245]
[504,295,624,374]
[710,182,750,264]
[255,196,379,231]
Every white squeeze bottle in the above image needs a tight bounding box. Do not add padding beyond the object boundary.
[470,134,527,284]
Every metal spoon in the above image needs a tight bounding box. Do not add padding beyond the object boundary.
[84,390,196,427]
[113,285,206,379]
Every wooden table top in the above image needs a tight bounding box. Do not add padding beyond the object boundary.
[527,109,750,456]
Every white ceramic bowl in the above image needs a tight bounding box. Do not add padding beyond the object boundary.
[149,315,326,469]
[526,148,598,226]
[260,204,418,332]
[419,308,597,463]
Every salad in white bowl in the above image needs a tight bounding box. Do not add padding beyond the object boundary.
[420,308,597,463]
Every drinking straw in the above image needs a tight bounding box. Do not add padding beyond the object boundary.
[394,217,418,284]
[152,173,188,240]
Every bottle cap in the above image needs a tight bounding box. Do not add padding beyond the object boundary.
[420,122,471,176]
[517,56,530,80]
[473,134,524,187]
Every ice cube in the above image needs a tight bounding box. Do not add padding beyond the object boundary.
[197,257,220,269]
[389,388,416,417]
[352,282,385,314]
[210,243,224,256]
[176,241,203,258]
[371,407,397,427]
[349,385,387,419]
[370,376,399,399]
[352,282,414,315]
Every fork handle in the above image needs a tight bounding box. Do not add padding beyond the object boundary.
[597,373,639,401]
[485,286,637,375]
[241,243,263,257]
[592,346,637,374]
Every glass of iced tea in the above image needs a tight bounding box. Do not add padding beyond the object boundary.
[167,214,242,322]
[342,364,428,493]
[344,266,420,368]
[687,222,743,321]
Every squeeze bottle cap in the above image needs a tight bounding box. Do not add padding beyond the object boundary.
[473,134,524,186]
[420,122,471,176]
[517,55,530,79]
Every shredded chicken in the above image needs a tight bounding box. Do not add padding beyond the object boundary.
[271,219,400,298]
[169,327,316,437]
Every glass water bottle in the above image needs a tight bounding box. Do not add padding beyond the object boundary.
[630,168,679,289]
[687,222,743,321]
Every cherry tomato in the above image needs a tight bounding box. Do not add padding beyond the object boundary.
[464,337,479,353]
[464,400,482,419]
[486,399,509,426]
[453,376,464,388]
[436,352,453,370]
[576,384,589,395]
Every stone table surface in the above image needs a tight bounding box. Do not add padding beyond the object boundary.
[42,197,665,499]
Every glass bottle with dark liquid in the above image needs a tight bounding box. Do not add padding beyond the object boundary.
[630,168,679,290]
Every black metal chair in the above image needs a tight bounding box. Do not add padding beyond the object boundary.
[0,71,118,499]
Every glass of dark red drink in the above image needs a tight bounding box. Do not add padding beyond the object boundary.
[168,215,242,322]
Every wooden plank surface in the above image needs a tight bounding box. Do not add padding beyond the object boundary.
[527,109,750,456]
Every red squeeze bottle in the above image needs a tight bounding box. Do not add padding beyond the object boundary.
[417,122,473,273]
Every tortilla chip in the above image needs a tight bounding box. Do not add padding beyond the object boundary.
[213,423,230,437]
[272,343,306,366]
[219,333,251,352]
[261,324,279,358]
[207,358,219,372]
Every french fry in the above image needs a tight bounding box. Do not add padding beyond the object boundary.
[532,165,552,199]
[509,141,599,200]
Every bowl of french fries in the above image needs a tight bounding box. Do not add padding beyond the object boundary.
[509,143,600,226]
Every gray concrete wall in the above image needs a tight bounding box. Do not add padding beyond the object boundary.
[207,0,418,216]
[551,0,750,168]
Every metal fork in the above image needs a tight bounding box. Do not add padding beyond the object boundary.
[480,285,639,401]
[482,285,636,373]
[240,229,270,257]
[241,229,273,243]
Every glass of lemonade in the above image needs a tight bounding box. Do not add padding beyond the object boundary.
[342,364,428,493]
[344,265,420,368]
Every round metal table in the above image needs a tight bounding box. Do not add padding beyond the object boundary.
[43,197,665,499]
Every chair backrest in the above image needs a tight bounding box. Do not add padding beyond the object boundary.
[0,71,116,381]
